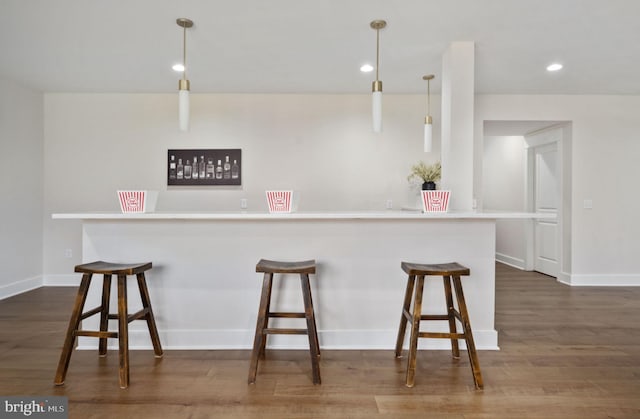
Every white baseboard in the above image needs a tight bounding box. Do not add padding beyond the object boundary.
[559,273,640,287]
[0,274,79,300]
[43,273,80,287]
[556,271,571,285]
[0,275,43,300]
[495,263,640,288]
[495,253,525,270]
[78,328,500,351]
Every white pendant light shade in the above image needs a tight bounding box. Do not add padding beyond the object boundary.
[422,74,435,152]
[370,20,386,133]
[424,119,433,152]
[176,18,193,132]
[179,88,190,132]
[372,90,382,133]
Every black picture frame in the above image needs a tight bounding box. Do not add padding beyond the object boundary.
[167,149,241,186]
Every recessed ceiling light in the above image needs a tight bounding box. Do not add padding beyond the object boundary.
[546,63,563,72]
[360,64,374,73]
[172,63,185,72]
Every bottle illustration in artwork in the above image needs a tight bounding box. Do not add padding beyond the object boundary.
[169,155,177,179]
[199,155,206,179]
[206,158,214,179]
[192,157,198,179]
[184,159,192,179]
[177,158,184,179]
[216,159,223,179]
[231,159,239,179]
[223,156,231,179]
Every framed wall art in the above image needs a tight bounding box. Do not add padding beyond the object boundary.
[167,149,241,186]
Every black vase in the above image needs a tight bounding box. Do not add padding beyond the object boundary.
[422,181,436,190]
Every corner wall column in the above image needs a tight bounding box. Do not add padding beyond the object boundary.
[440,42,475,210]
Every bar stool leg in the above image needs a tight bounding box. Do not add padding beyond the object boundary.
[300,273,321,384]
[98,274,112,356]
[54,273,92,386]
[259,273,273,359]
[395,274,416,357]
[301,273,321,358]
[406,275,425,388]
[136,273,163,358]
[117,275,130,388]
[442,275,460,358]
[451,275,483,389]
[248,272,273,384]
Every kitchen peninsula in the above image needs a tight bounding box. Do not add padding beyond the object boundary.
[52,211,554,351]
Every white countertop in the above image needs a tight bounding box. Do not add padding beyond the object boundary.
[51,210,556,220]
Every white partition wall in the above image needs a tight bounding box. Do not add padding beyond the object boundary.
[0,78,44,299]
[441,42,475,211]
[68,213,502,351]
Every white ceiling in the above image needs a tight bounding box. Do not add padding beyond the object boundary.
[2,0,640,95]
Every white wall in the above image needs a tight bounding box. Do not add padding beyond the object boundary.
[476,95,640,285]
[483,135,526,268]
[0,77,44,298]
[36,92,640,286]
[42,93,442,277]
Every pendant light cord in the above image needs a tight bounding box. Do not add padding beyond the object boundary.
[423,75,434,118]
[375,28,380,82]
[427,78,430,116]
[182,25,187,81]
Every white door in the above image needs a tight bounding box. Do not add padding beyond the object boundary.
[533,143,559,277]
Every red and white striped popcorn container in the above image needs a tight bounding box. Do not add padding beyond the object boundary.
[421,190,451,213]
[117,190,157,213]
[265,190,293,213]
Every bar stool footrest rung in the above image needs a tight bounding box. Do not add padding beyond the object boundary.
[420,314,457,321]
[76,330,119,339]
[80,306,104,320]
[268,312,306,318]
[264,328,309,335]
[418,331,467,339]
[128,308,150,322]
[103,308,150,322]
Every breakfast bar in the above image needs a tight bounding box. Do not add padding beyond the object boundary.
[52,211,553,352]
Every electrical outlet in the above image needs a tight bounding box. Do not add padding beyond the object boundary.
[386,199,393,209]
[240,198,248,209]
[64,249,73,258]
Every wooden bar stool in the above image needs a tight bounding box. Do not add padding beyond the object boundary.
[248,259,321,385]
[395,261,483,389]
[54,261,163,388]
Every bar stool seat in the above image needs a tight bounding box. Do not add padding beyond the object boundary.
[54,261,163,388]
[248,259,321,384]
[395,261,483,389]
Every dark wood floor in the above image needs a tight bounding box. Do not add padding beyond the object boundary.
[1,263,639,418]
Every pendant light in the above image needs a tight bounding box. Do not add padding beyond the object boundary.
[176,18,193,132]
[423,74,435,152]
[370,20,386,133]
